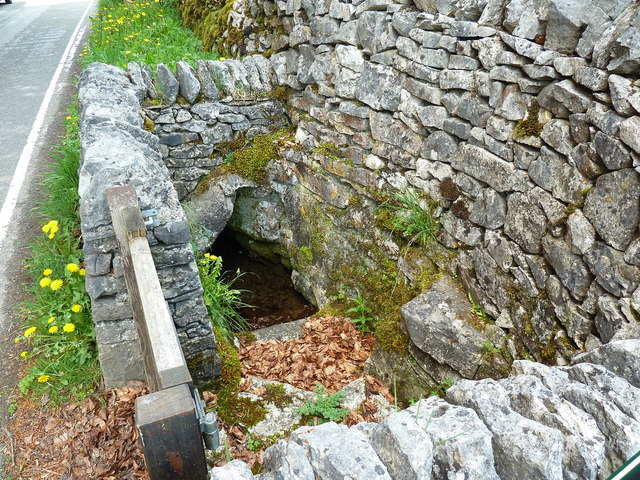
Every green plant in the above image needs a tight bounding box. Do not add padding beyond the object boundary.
[346,291,374,334]
[482,342,503,357]
[197,253,250,339]
[468,293,491,323]
[429,378,455,398]
[16,106,100,405]
[378,187,440,247]
[297,383,349,424]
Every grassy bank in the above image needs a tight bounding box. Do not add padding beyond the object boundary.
[81,0,219,70]
[15,0,220,407]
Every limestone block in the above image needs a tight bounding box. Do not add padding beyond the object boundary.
[583,169,640,251]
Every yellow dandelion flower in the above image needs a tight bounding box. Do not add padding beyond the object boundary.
[47,316,56,324]
[42,220,59,239]
[79,268,86,276]
[50,279,64,291]
[200,260,206,265]
[210,255,218,261]
[63,323,76,333]
[43,268,53,276]
[37,375,50,383]
[40,277,52,288]
[48,325,59,334]
[204,253,211,258]
[219,56,226,61]
[125,50,132,54]
[24,327,37,337]
[66,263,79,273]
[71,304,82,313]
[20,351,28,358]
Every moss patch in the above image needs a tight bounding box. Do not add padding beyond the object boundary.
[217,128,292,184]
[142,116,155,132]
[513,101,544,138]
[210,328,267,428]
[261,383,294,408]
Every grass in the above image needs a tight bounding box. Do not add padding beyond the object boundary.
[80,0,220,71]
[377,187,440,247]
[15,106,100,405]
[197,253,250,339]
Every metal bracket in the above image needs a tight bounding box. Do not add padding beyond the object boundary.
[192,387,220,450]
[141,208,160,227]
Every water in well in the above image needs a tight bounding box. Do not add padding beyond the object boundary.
[210,230,318,330]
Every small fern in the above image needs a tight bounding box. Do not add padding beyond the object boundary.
[297,383,349,424]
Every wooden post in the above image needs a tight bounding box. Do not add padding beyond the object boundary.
[136,384,208,479]
[106,185,208,480]
[106,185,192,392]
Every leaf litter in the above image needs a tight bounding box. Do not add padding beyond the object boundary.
[2,316,392,477]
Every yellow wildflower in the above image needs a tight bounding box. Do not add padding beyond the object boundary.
[50,279,64,291]
[63,323,76,333]
[66,263,79,273]
[219,57,226,61]
[43,268,52,276]
[37,375,50,383]
[40,277,52,288]
[71,304,82,313]
[125,50,132,54]
[42,220,59,239]
[24,327,36,337]
[20,351,28,358]
[49,325,59,334]
[47,316,56,323]
[200,260,206,265]
[204,253,211,258]
[79,268,86,276]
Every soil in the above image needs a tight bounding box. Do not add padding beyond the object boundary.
[211,230,318,329]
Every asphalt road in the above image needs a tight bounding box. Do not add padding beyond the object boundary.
[0,0,94,461]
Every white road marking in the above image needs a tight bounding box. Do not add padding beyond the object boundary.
[0,0,93,243]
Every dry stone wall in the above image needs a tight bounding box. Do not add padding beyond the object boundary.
[196,0,640,363]
[140,0,640,396]
[77,63,220,387]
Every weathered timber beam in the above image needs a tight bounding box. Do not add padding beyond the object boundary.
[106,185,192,392]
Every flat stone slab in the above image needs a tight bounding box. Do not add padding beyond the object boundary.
[253,318,309,342]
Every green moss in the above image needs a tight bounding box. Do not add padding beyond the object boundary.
[216,128,292,184]
[299,246,313,265]
[265,85,293,102]
[217,135,248,152]
[142,116,155,132]
[210,328,267,427]
[262,383,294,408]
[513,102,544,138]
[314,142,346,160]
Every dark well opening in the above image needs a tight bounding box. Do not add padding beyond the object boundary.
[210,229,318,330]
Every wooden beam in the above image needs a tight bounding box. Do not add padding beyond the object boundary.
[136,384,208,479]
[106,185,192,392]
